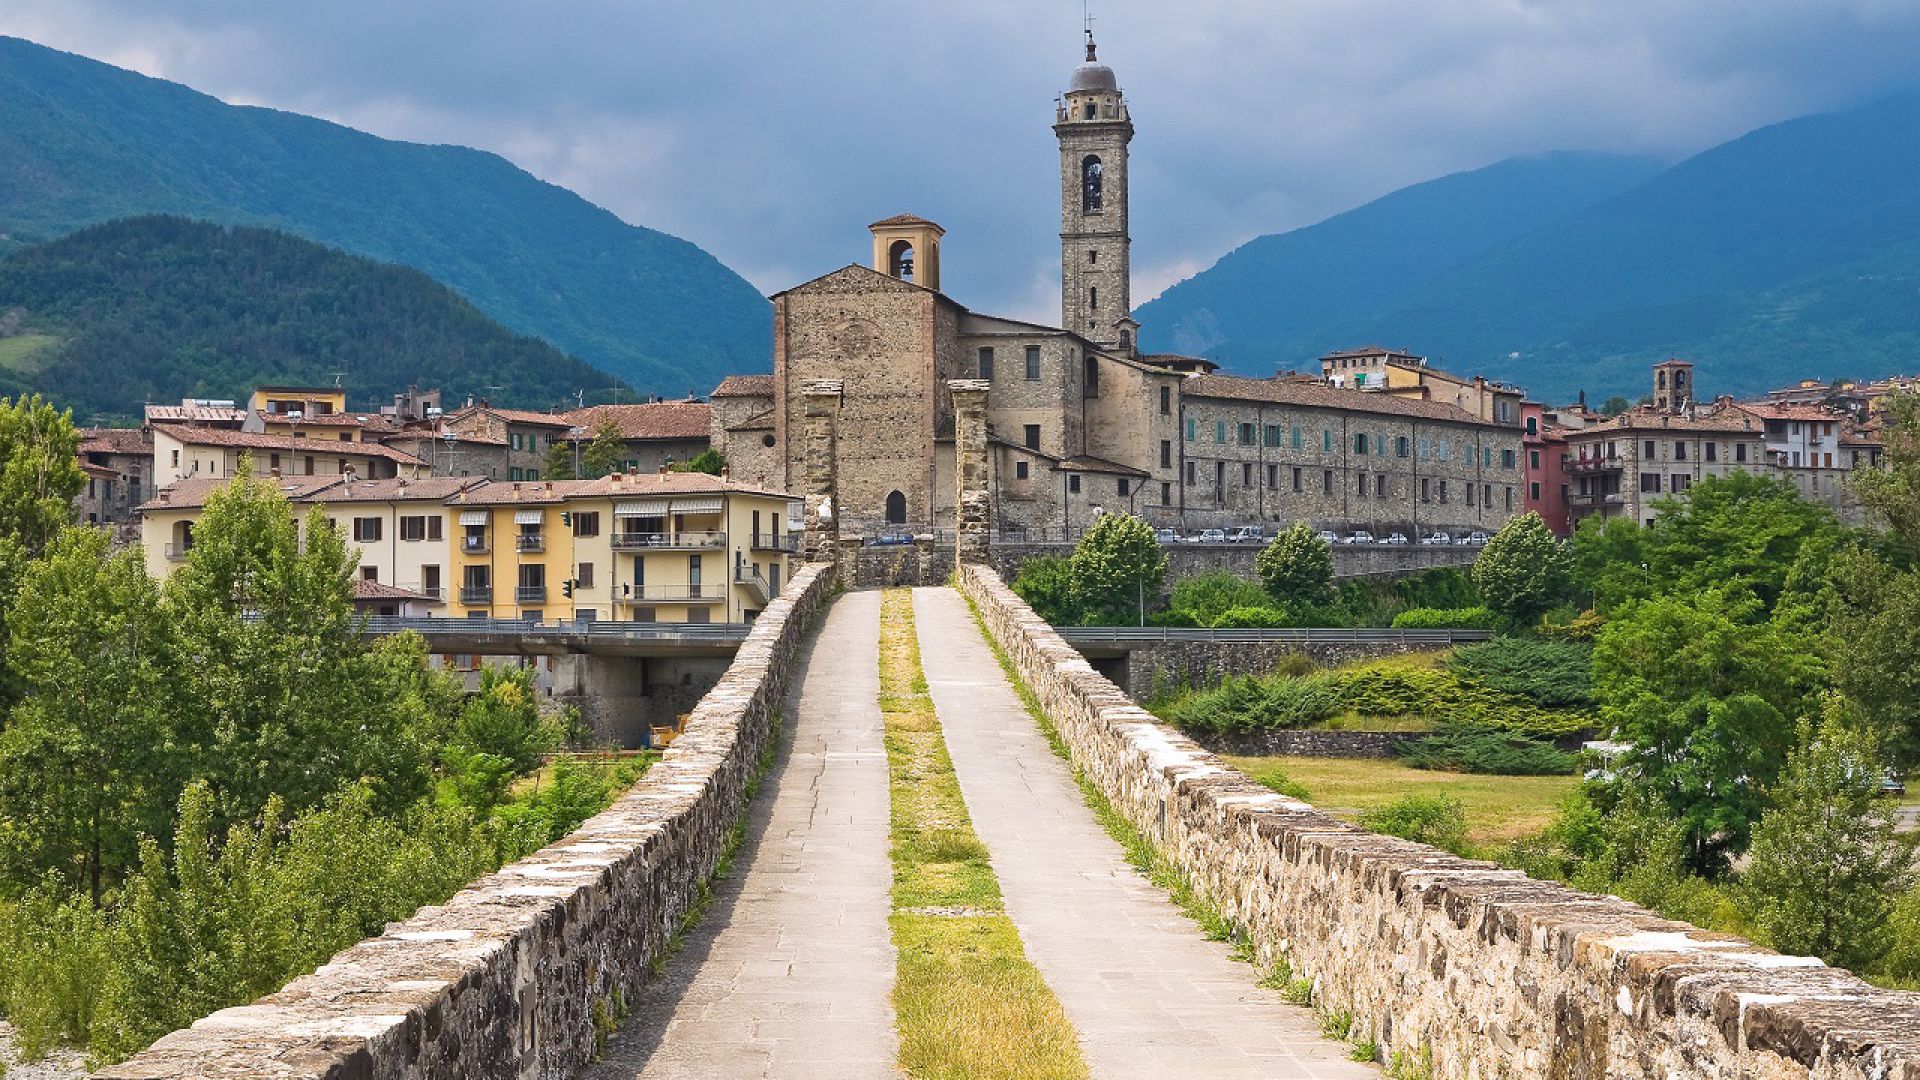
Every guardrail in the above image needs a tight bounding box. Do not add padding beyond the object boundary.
[359,615,752,640]
[1055,626,1493,645]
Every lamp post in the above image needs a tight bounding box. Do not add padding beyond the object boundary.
[568,426,585,478]
[287,410,303,475]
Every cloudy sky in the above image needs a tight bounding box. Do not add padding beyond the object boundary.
[5,1,1920,321]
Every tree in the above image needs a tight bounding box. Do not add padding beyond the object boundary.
[1600,395,1632,416]
[1592,586,1823,873]
[1471,512,1570,626]
[1255,522,1332,608]
[542,438,576,481]
[670,448,726,475]
[579,418,625,479]
[1636,472,1840,612]
[1824,548,1920,762]
[1742,713,1908,972]
[0,527,175,903]
[1067,513,1166,624]
[1852,391,1920,558]
[1168,571,1272,625]
[0,394,84,557]
[1010,554,1085,625]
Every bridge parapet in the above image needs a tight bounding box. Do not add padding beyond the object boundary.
[960,562,1920,1079]
[95,562,838,1080]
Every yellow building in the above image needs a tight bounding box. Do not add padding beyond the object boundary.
[151,424,427,487]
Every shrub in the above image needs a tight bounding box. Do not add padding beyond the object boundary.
[1206,605,1294,628]
[1472,512,1572,625]
[1391,606,1497,630]
[1538,608,1606,642]
[1011,554,1083,625]
[1392,567,1480,610]
[1069,513,1166,623]
[1448,638,1595,707]
[1400,725,1577,775]
[1359,794,1469,855]
[1168,571,1270,624]
[1256,523,1332,607]
[1247,766,1311,800]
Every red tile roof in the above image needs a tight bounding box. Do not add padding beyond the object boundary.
[1181,374,1485,425]
[713,374,775,398]
[1736,402,1845,423]
[151,423,427,466]
[564,401,711,441]
[78,427,151,455]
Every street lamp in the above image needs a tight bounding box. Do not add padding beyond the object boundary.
[287,410,303,475]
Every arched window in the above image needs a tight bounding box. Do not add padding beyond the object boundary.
[1084,354,1099,398]
[1081,156,1103,213]
[1089,285,1098,310]
[887,239,916,283]
[884,490,907,525]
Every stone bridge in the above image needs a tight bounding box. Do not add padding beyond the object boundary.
[96,381,1920,1079]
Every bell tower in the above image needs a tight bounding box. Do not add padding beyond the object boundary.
[1056,25,1134,353]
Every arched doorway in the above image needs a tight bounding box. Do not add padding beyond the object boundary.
[884,490,907,525]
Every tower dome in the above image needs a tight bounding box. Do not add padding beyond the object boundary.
[1068,33,1117,92]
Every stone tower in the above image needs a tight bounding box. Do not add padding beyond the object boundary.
[1056,29,1135,353]
[1653,358,1694,414]
[870,214,944,292]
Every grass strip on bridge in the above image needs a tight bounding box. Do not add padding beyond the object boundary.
[877,588,1087,1080]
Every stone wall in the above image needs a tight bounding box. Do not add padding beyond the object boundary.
[1080,636,1453,702]
[840,538,955,589]
[1195,728,1415,759]
[95,562,836,1080]
[958,563,1920,1079]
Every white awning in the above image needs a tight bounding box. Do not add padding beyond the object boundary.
[513,509,544,525]
[672,496,723,514]
[458,510,488,526]
[615,499,671,517]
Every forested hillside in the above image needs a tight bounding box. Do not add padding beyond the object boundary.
[0,216,624,421]
[0,35,771,394]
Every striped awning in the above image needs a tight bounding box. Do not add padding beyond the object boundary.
[513,509,544,525]
[458,510,488,526]
[615,499,671,517]
[672,496,723,514]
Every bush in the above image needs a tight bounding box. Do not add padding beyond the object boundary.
[1256,523,1332,607]
[1392,568,1480,610]
[1400,725,1577,775]
[1206,605,1293,628]
[1472,512,1572,625]
[1448,638,1595,707]
[1011,555,1083,625]
[1168,571,1270,624]
[1359,795,1469,855]
[1391,606,1497,630]
[1538,608,1606,642]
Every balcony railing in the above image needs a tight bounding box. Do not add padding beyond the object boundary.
[415,586,443,601]
[516,585,548,604]
[617,584,723,603]
[1565,456,1621,474]
[461,536,489,554]
[750,532,798,552]
[516,533,545,553]
[733,565,771,604]
[611,531,726,551]
[459,586,493,605]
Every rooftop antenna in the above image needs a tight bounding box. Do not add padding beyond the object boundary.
[329,372,345,389]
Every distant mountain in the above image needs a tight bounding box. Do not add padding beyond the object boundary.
[1140,95,1920,403]
[0,36,771,395]
[0,216,624,422]
[1136,152,1664,367]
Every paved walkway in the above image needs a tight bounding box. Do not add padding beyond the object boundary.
[911,587,1380,1079]
[587,591,898,1080]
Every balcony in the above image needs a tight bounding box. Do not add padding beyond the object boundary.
[611,530,726,551]
[751,532,799,553]
[516,585,548,604]
[415,586,443,601]
[734,565,770,605]
[617,584,724,603]
[459,586,493,606]
[461,536,489,555]
[516,533,545,553]
[1565,456,1622,475]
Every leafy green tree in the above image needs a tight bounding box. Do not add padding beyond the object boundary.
[579,418,626,479]
[1067,513,1166,625]
[0,394,84,557]
[670,448,727,475]
[542,438,577,480]
[1255,522,1332,608]
[1168,571,1271,625]
[1742,713,1908,972]
[1471,512,1570,626]
[1851,391,1920,558]
[1824,549,1920,760]
[1010,554,1084,625]
[1568,515,1651,610]
[1592,586,1823,873]
[0,528,175,903]
[1600,396,1633,416]
[441,665,561,813]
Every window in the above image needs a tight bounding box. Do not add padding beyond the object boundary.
[1705,442,1717,462]
[1526,417,1538,435]
[1215,461,1226,497]
[1504,487,1513,511]
[1068,475,1081,494]
[1185,461,1196,484]
[1117,478,1130,496]
[1640,472,1662,493]
[885,490,908,524]
[1355,433,1369,454]
[1735,442,1748,463]
[1185,417,1197,442]
[1160,440,1172,468]
[1215,421,1227,443]
[1089,249,1098,264]
[978,347,995,380]
[1239,422,1256,446]
[1291,427,1302,449]
[1501,448,1515,468]
[1266,463,1277,488]
[1671,474,1691,493]
[1161,481,1171,505]
[1529,449,1541,469]
[1084,354,1099,397]
[1323,469,1333,495]
[360,565,378,582]
[1081,155,1103,213]
[1438,480,1448,504]
[887,239,916,283]
[1484,484,1493,507]
[1644,440,1657,459]
[1674,441,1687,461]
[1089,285,1098,310]
[1025,345,1041,380]
[1484,447,1493,467]
[1242,463,1253,486]
[1292,466,1302,492]
[422,565,440,598]
[1530,481,1541,500]
[1466,485,1475,507]
[1323,430,1332,452]
[427,515,442,541]
[1024,424,1041,450]
[1015,461,1030,480]
[577,562,595,588]
[401,515,427,541]
[573,511,600,537]
[1397,436,1410,458]
[1264,424,1281,447]
[1375,474,1387,498]
[352,517,382,542]
[1356,472,1368,496]
[1421,478,1431,502]
[1159,385,1171,415]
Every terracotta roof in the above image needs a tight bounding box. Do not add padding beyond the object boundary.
[307,477,485,504]
[1564,407,1760,436]
[724,408,775,432]
[713,374,774,398]
[151,424,427,466]
[144,404,248,425]
[1181,374,1485,424]
[139,475,343,512]
[383,429,510,449]
[80,462,120,479]
[442,404,575,428]
[447,472,796,505]
[1736,402,1845,423]
[443,479,598,506]
[1320,346,1421,360]
[78,428,150,455]
[1058,454,1150,477]
[351,579,425,601]
[869,213,943,230]
[564,401,711,441]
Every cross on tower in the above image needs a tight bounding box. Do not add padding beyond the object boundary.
[1083,2,1097,60]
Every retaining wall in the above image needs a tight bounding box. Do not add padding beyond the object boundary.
[1088,637,1445,702]
[95,562,836,1080]
[958,562,1920,1079]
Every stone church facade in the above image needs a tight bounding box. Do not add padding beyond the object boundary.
[712,33,1525,540]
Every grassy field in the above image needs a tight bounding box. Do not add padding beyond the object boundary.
[1224,754,1578,845]
[0,333,58,373]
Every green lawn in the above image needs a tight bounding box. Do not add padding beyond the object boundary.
[1223,754,1578,845]
[0,333,58,372]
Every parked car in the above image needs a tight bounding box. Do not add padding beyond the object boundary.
[1154,528,1180,544]
[1227,525,1267,544]
[1344,530,1376,545]
[1315,529,1340,546]
[866,530,915,547]
[1458,531,1492,546]
[1420,531,1452,545]
[1192,528,1229,544]
[1381,532,1410,545]
[1884,772,1908,797]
